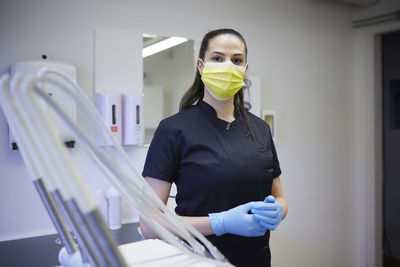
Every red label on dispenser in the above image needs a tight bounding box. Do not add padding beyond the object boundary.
[111,126,118,133]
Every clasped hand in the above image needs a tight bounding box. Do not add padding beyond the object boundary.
[251,195,283,231]
[209,195,283,237]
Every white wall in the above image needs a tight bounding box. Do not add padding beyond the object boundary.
[0,0,364,266]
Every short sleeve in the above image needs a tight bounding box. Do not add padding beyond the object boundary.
[142,120,178,183]
[266,124,282,179]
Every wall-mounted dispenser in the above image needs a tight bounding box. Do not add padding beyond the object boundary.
[122,93,144,146]
[95,93,122,145]
[8,60,78,150]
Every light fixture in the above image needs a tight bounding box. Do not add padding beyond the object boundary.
[142,36,188,58]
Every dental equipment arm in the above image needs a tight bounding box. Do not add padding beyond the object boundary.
[0,75,77,255]
[0,66,233,266]
[2,73,127,267]
[34,69,231,265]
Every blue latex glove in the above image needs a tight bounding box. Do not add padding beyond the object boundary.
[209,202,267,237]
[251,195,283,231]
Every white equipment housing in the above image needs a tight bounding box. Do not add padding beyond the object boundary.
[9,61,77,149]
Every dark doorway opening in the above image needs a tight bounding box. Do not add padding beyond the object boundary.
[382,30,400,267]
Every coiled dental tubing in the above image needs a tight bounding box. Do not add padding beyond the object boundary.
[35,68,229,265]
[0,69,232,266]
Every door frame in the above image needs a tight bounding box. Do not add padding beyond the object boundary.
[354,22,400,267]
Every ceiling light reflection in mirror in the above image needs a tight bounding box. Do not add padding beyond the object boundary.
[143,35,189,58]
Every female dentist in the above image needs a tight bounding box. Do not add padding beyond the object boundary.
[140,28,288,267]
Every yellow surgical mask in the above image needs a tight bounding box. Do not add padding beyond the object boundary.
[200,60,246,100]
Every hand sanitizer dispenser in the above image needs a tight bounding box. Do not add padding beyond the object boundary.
[122,93,144,146]
[95,93,122,145]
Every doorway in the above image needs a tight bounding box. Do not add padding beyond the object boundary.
[382,30,400,267]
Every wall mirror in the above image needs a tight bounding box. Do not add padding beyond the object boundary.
[142,34,195,144]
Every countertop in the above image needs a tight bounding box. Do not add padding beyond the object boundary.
[0,222,142,267]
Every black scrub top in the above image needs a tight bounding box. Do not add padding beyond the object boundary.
[142,100,281,267]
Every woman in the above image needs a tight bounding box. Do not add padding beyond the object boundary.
[140,28,288,267]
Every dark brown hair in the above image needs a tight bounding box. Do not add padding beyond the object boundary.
[179,29,255,139]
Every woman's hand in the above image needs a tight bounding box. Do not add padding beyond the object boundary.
[209,202,268,237]
[251,195,283,231]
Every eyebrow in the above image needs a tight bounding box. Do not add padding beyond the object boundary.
[210,51,244,57]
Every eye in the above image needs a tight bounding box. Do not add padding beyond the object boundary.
[232,58,244,65]
[211,56,223,62]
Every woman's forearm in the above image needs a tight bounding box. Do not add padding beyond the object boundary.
[180,216,214,235]
[139,215,214,239]
[276,197,288,220]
